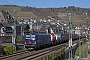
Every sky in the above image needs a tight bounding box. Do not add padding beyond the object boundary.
[0,0,90,8]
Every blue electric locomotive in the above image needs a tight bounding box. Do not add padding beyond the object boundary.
[24,33,51,49]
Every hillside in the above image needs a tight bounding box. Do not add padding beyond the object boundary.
[0,5,37,20]
[0,5,90,25]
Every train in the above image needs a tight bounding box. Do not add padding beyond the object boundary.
[24,32,82,50]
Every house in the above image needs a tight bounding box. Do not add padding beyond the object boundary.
[0,22,13,36]
[32,21,42,32]
[17,24,30,36]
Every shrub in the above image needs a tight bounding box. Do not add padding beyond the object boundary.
[5,46,14,54]
[0,45,5,55]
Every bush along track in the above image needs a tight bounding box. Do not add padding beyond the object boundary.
[45,47,66,60]
[0,45,5,56]
[75,38,88,58]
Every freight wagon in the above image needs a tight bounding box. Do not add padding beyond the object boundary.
[50,33,57,45]
[56,34,67,44]
[74,34,79,40]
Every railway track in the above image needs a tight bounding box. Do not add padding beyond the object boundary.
[0,38,84,60]
[18,43,66,60]
[0,42,67,60]
[0,49,30,60]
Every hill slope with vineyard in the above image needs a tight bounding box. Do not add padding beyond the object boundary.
[0,5,90,25]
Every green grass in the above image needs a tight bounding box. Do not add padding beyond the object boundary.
[75,43,88,58]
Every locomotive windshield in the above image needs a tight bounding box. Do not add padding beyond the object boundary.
[26,34,35,40]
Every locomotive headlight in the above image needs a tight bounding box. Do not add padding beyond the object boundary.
[32,38,35,40]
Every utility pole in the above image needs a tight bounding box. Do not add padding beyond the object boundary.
[89,28,90,54]
[79,32,81,60]
[87,28,90,59]
[36,20,38,33]
[13,10,16,52]
[68,13,72,60]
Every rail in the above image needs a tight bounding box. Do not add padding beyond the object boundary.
[0,38,84,60]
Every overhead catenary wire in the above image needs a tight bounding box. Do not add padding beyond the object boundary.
[0,0,11,5]
[19,0,35,7]
[0,0,35,7]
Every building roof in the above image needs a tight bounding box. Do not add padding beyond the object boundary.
[1,22,10,27]
[18,24,30,29]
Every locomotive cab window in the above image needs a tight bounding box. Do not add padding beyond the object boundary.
[26,35,35,40]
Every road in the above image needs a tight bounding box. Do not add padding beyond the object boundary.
[87,54,90,60]
[80,54,90,60]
